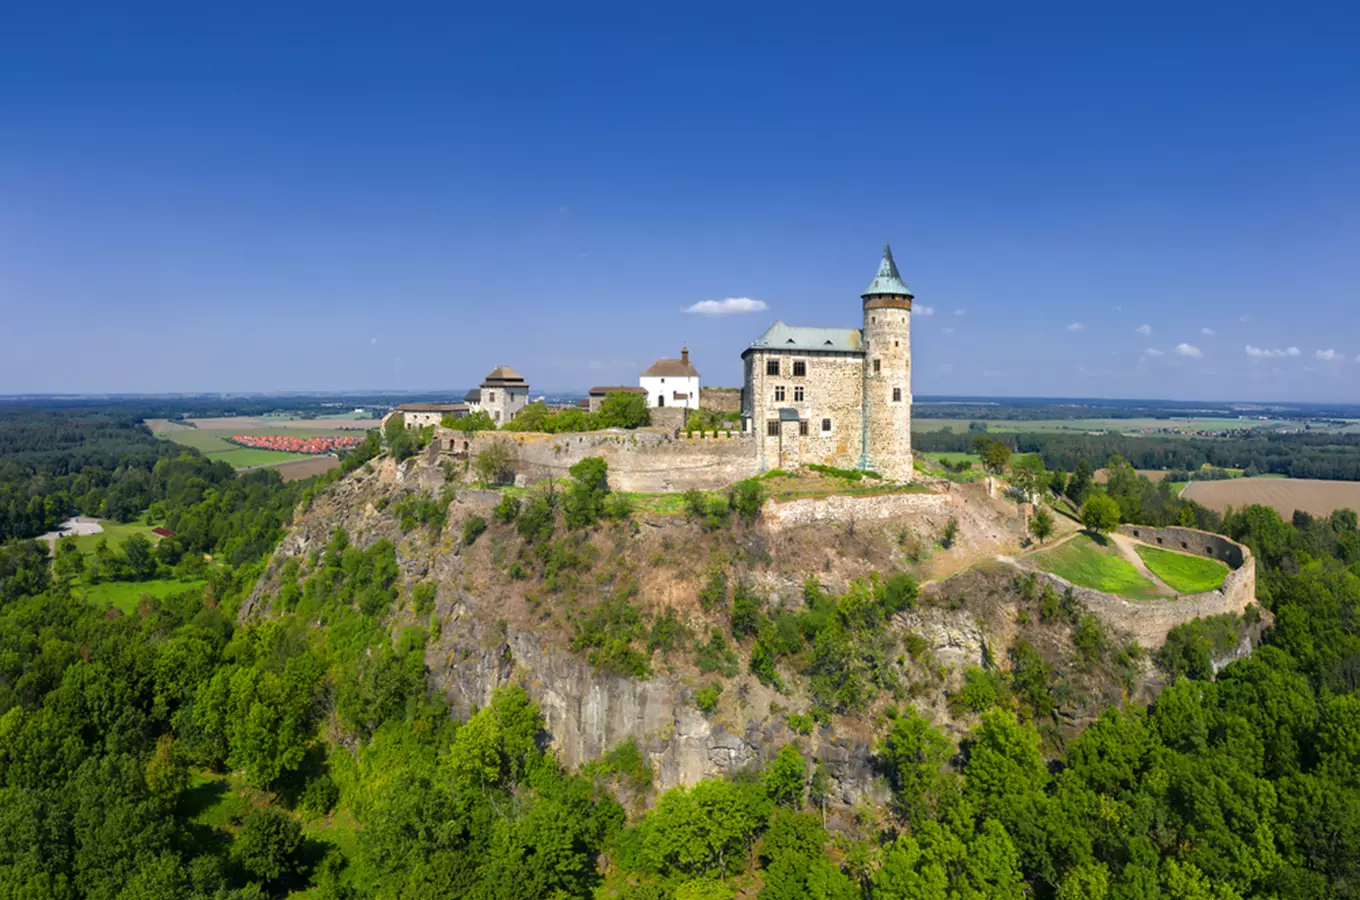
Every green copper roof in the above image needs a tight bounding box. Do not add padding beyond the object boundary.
[744,321,863,354]
[862,243,913,297]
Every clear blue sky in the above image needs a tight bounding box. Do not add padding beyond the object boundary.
[2,1,1357,401]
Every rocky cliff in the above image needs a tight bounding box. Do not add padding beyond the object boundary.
[244,453,1202,801]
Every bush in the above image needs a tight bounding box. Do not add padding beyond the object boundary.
[730,584,765,639]
[695,684,722,714]
[728,478,765,523]
[957,666,1008,712]
[493,494,521,523]
[697,566,728,612]
[462,516,488,546]
[411,581,436,616]
[785,713,815,735]
[695,629,738,676]
[940,517,959,548]
[298,772,339,817]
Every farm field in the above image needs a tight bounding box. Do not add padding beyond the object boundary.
[1094,468,1170,483]
[1030,533,1165,599]
[1134,544,1229,593]
[912,416,1293,435]
[273,456,342,481]
[1182,477,1360,518]
[146,417,376,471]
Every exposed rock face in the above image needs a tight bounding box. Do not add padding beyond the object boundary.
[245,453,1243,798]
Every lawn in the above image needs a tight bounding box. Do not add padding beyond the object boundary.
[1134,544,1230,594]
[927,451,981,466]
[78,577,209,613]
[59,516,162,553]
[1030,533,1163,599]
[206,447,315,468]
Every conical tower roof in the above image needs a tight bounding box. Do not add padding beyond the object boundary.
[861,243,913,298]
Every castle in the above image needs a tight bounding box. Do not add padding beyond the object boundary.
[424,244,917,490]
[741,244,914,480]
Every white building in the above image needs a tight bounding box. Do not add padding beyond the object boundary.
[640,346,701,409]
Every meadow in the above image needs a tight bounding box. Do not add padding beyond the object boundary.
[912,416,1294,435]
[56,516,162,553]
[78,576,210,614]
[1134,544,1230,594]
[1030,533,1164,598]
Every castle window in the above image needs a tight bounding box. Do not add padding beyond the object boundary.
[822,418,832,432]
[774,385,786,402]
[488,392,495,402]
[799,420,809,436]
[893,387,902,402]
[873,359,881,374]
[794,386,805,402]
[766,360,780,376]
[767,420,779,436]
[792,360,806,377]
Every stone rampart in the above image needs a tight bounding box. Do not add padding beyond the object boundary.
[1017,526,1256,649]
[1118,524,1245,567]
[762,489,949,528]
[700,387,742,413]
[442,428,759,493]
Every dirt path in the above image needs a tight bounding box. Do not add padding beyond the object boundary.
[1108,532,1176,594]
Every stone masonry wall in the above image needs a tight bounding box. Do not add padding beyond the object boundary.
[1118,524,1245,568]
[861,306,913,481]
[699,387,742,413]
[762,489,950,528]
[1019,526,1257,649]
[442,428,759,493]
[747,349,865,473]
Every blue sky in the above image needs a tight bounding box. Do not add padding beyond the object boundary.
[2,1,1357,401]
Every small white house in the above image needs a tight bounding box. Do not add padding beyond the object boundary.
[640,346,701,409]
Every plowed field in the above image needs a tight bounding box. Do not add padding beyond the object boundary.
[1182,477,1360,517]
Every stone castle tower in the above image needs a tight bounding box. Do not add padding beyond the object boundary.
[859,244,914,479]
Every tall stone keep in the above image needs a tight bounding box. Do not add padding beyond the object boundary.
[859,244,913,479]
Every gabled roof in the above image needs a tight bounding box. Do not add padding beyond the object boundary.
[744,320,863,355]
[862,243,913,298]
[588,385,648,396]
[398,403,467,413]
[481,365,527,387]
[641,359,700,378]
[463,389,482,403]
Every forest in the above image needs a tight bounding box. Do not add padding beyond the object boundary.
[915,428,1360,481]
[0,405,1358,899]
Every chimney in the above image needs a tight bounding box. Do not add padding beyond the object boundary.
[681,345,689,364]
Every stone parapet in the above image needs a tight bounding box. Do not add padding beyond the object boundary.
[762,489,949,528]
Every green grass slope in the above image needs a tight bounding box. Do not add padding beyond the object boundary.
[1031,533,1163,599]
[1135,544,1229,594]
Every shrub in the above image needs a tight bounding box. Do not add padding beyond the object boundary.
[940,517,959,549]
[493,494,521,523]
[297,772,339,818]
[462,516,487,546]
[697,565,728,612]
[411,581,436,616]
[730,584,765,639]
[728,478,765,523]
[957,666,1008,712]
[695,629,738,677]
[604,492,636,521]
[695,684,722,714]
[583,737,653,792]
[785,713,815,736]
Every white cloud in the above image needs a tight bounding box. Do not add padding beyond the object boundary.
[1245,345,1300,359]
[1315,349,1341,361]
[914,304,934,316]
[1200,327,1215,336]
[1240,314,1252,323]
[370,337,378,345]
[683,297,768,316]
[1143,348,1165,357]
[1065,322,1084,332]
[941,327,956,335]
[1175,343,1202,358]
[954,309,966,317]
[1136,324,1152,336]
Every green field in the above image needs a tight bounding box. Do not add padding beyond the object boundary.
[1031,533,1163,598]
[57,516,162,554]
[149,423,352,469]
[77,577,209,614]
[205,447,314,467]
[926,451,982,465]
[1134,545,1229,594]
